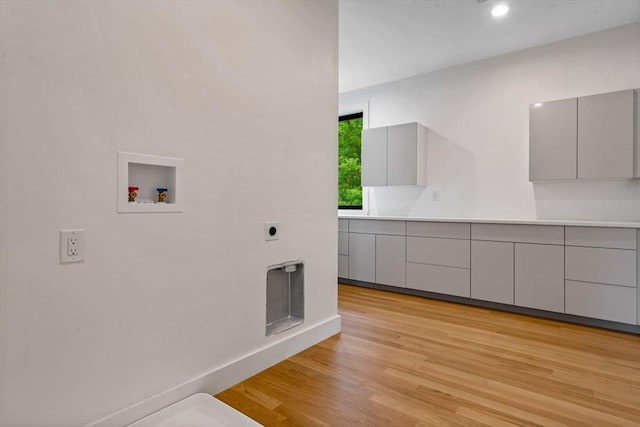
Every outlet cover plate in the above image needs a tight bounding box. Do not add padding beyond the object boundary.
[60,229,85,263]
[264,222,279,241]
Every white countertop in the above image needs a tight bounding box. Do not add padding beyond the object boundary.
[338,214,640,228]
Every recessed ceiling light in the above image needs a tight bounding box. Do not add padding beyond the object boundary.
[533,103,543,108]
[491,4,510,17]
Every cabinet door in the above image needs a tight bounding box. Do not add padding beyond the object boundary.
[376,235,406,287]
[578,90,634,179]
[387,123,417,185]
[529,98,577,181]
[338,255,349,279]
[471,241,514,304]
[348,233,375,283]
[338,232,349,256]
[566,280,637,324]
[361,127,387,186]
[515,243,564,312]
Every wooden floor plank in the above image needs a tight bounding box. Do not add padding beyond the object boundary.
[216,284,640,426]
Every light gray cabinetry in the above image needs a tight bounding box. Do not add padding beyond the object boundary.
[349,219,405,235]
[471,240,514,304]
[406,262,470,297]
[407,221,470,239]
[529,98,577,181]
[338,232,349,256]
[565,226,636,250]
[361,127,387,187]
[376,235,406,287]
[338,255,349,279]
[565,246,636,288]
[566,281,637,324]
[407,237,470,268]
[515,243,565,312]
[471,223,564,245]
[348,233,376,283]
[578,90,635,179]
[361,122,427,187]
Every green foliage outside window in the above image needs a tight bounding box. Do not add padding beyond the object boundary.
[338,115,363,208]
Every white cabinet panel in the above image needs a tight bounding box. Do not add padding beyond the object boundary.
[565,226,636,250]
[565,246,636,287]
[376,235,406,287]
[348,233,375,283]
[407,221,470,239]
[529,98,577,181]
[471,223,564,245]
[566,280,636,324]
[387,123,417,186]
[406,263,470,297]
[471,241,514,304]
[338,255,349,279]
[349,219,405,235]
[515,243,564,312]
[338,232,349,256]
[578,90,635,179]
[361,127,387,186]
[407,236,470,268]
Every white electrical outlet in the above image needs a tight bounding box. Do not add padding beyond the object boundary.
[264,222,280,241]
[60,229,85,263]
[432,191,440,202]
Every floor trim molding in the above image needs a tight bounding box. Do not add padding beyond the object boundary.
[86,315,342,427]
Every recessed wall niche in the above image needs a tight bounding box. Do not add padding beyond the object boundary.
[117,152,184,213]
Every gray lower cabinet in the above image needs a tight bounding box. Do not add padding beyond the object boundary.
[406,262,470,297]
[565,246,636,288]
[338,255,349,279]
[376,235,406,287]
[566,280,637,324]
[471,241,514,304]
[515,243,564,312]
[348,233,375,283]
[338,232,349,256]
[406,236,470,268]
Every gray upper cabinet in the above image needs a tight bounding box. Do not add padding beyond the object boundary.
[578,90,635,179]
[529,98,577,181]
[530,89,639,182]
[361,122,427,187]
[361,127,387,186]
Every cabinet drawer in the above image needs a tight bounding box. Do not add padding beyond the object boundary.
[338,232,349,255]
[338,219,349,232]
[349,219,406,235]
[471,223,564,245]
[565,226,636,250]
[338,255,349,278]
[407,221,470,239]
[565,246,636,287]
[406,263,470,297]
[566,280,637,324]
[407,236,470,268]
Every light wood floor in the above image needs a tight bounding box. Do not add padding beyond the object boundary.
[216,284,640,426]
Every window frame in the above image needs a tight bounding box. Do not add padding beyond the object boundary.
[338,112,364,210]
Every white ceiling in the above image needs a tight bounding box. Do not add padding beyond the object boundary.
[339,0,640,93]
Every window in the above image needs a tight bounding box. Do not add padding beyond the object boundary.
[338,112,363,209]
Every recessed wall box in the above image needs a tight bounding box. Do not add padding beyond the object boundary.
[266,261,304,336]
[117,152,184,213]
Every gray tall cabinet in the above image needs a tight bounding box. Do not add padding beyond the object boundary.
[529,89,639,181]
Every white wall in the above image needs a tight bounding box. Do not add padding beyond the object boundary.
[0,1,338,426]
[340,23,640,221]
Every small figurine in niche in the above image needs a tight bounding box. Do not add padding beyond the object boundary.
[157,188,168,203]
[128,186,139,202]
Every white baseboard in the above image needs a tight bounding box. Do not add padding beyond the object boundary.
[85,315,341,427]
